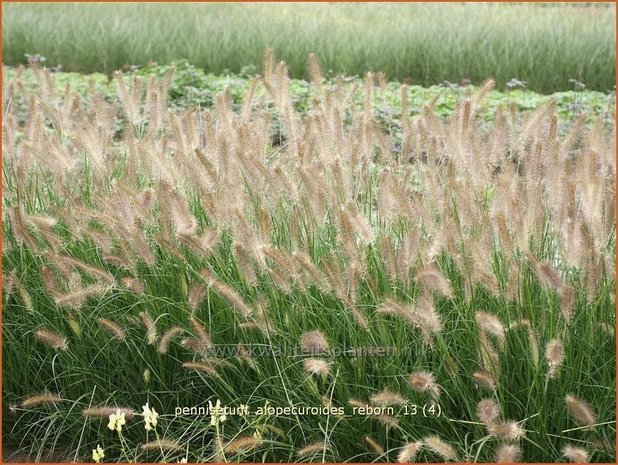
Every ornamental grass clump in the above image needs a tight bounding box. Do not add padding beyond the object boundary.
[2,51,615,462]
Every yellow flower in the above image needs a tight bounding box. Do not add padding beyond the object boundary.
[107,409,126,432]
[141,402,159,431]
[92,444,105,463]
[209,399,227,426]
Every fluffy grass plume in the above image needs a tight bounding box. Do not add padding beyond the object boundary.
[397,441,423,463]
[223,435,263,454]
[565,394,597,426]
[477,399,500,426]
[422,435,457,461]
[545,338,565,379]
[35,328,68,350]
[296,442,329,458]
[20,393,63,408]
[300,330,330,355]
[97,318,127,342]
[364,436,384,455]
[157,326,185,354]
[82,406,136,418]
[495,444,521,463]
[303,358,332,377]
[141,439,181,451]
[562,444,590,463]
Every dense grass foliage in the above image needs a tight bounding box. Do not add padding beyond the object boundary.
[2,57,616,463]
[2,3,616,93]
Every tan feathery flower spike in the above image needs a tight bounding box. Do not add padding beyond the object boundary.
[297,442,329,458]
[82,406,136,418]
[189,316,212,348]
[138,311,158,345]
[303,358,332,377]
[157,326,185,354]
[300,330,330,355]
[487,421,526,441]
[21,393,63,408]
[201,269,253,318]
[141,439,181,451]
[565,394,596,427]
[397,441,423,463]
[97,318,127,342]
[182,361,219,376]
[495,444,521,463]
[562,444,589,463]
[476,311,506,346]
[35,328,68,350]
[370,389,407,406]
[121,277,145,295]
[364,436,384,455]
[545,338,565,379]
[472,371,496,390]
[188,283,207,310]
[224,435,263,454]
[477,398,500,426]
[422,435,457,461]
[409,371,440,396]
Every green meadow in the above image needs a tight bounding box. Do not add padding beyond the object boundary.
[2,2,616,93]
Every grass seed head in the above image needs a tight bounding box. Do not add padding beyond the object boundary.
[370,389,407,406]
[21,393,63,408]
[562,444,589,463]
[495,444,521,463]
[138,311,158,345]
[477,398,500,425]
[189,316,212,348]
[97,318,127,342]
[188,283,207,310]
[141,439,181,451]
[532,259,564,291]
[82,406,135,418]
[181,337,211,357]
[372,413,400,428]
[207,276,253,318]
[397,441,423,463]
[415,295,443,342]
[224,435,263,454]
[422,435,457,461]
[408,371,438,395]
[476,311,506,345]
[303,358,332,377]
[415,265,454,298]
[182,361,219,376]
[300,330,330,355]
[565,394,596,426]
[35,328,68,350]
[472,371,496,390]
[297,442,329,458]
[157,326,185,354]
[364,435,385,455]
[121,277,145,294]
[487,421,526,441]
[545,338,565,378]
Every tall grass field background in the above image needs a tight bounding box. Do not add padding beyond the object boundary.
[2,2,616,93]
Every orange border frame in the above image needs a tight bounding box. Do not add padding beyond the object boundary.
[0,1,615,464]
